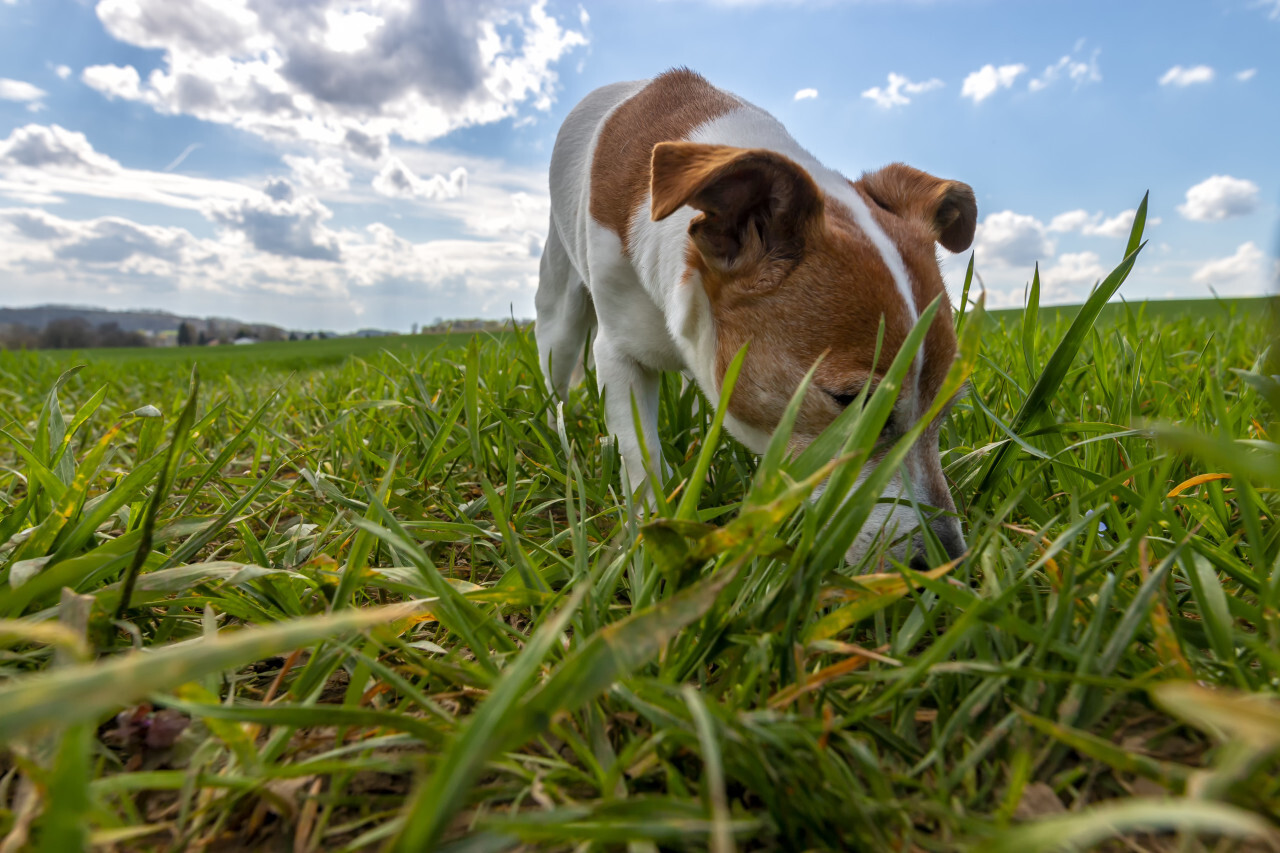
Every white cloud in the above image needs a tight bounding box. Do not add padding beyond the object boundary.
[82,64,142,100]
[1028,48,1101,92]
[794,87,818,101]
[284,155,351,190]
[0,124,120,174]
[961,63,1027,103]
[1236,69,1257,82]
[0,79,47,102]
[0,123,259,209]
[973,210,1053,267]
[1040,251,1106,300]
[83,0,588,155]
[54,65,72,80]
[861,73,943,109]
[205,179,342,261]
[1192,242,1267,287]
[372,158,468,201]
[1159,65,1214,87]
[1048,208,1156,238]
[1177,175,1261,221]
[1255,0,1280,20]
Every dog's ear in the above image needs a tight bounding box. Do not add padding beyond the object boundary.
[857,163,976,253]
[650,142,822,270]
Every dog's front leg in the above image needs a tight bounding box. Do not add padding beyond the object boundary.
[593,334,663,502]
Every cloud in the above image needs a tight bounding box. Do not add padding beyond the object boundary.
[1236,69,1257,82]
[793,87,818,101]
[861,73,943,109]
[973,210,1053,267]
[1177,175,1260,221]
[0,123,259,209]
[372,158,468,201]
[84,0,588,155]
[0,78,47,103]
[56,217,193,264]
[0,124,120,173]
[284,155,351,190]
[1255,0,1280,20]
[1048,208,1155,238]
[1028,48,1101,92]
[1192,242,1266,287]
[961,63,1027,103]
[1159,65,1214,87]
[0,207,194,278]
[54,65,72,80]
[205,180,342,261]
[1040,251,1107,300]
[82,64,143,100]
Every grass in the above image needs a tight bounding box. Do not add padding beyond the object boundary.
[1,210,1278,851]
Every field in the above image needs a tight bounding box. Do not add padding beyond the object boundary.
[1,219,1279,851]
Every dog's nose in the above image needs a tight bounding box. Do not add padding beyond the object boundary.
[931,518,967,562]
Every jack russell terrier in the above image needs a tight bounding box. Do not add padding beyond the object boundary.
[535,69,973,566]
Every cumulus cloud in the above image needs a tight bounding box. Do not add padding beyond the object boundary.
[961,63,1027,103]
[861,73,943,109]
[1159,65,1214,87]
[0,207,194,277]
[1192,242,1266,286]
[1177,175,1260,221]
[205,180,342,261]
[0,78,47,103]
[82,0,588,155]
[1028,47,1101,92]
[82,64,143,100]
[1040,251,1106,300]
[1048,208,1155,238]
[372,158,468,201]
[793,87,818,101]
[54,65,72,80]
[972,210,1053,267]
[284,155,351,190]
[0,124,121,173]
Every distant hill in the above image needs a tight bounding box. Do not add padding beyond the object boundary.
[0,304,288,341]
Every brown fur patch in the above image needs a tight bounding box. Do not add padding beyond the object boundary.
[857,163,977,255]
[698,195,917,440]
[589,69,738,254]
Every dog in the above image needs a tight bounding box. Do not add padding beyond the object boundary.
[535,69,973,566]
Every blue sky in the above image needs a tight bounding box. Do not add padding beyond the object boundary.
[0,0,1276,331]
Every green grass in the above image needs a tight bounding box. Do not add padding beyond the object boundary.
[1,220,1279,851]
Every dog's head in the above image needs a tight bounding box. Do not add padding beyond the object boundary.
[650,143,974,567]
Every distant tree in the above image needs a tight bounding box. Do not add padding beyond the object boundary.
[235,327,255,340]
[177,321,195,346]
[288,331,298,341]
[40,317,94,349]
[0,324,40,350]
[198,330,209,346]
[94,322,148,348]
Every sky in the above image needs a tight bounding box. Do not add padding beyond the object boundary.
[0,0,1276,332]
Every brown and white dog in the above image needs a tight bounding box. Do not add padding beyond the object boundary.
[535,69,974,566]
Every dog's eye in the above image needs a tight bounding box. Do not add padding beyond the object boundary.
[827,390,859,409]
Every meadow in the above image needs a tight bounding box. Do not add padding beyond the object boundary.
[1,210,1278,851]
